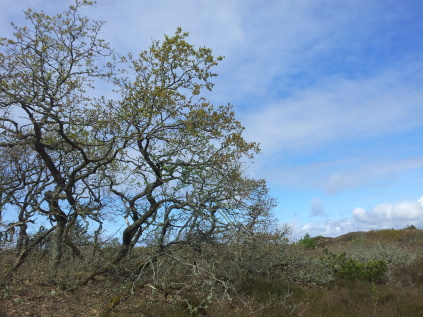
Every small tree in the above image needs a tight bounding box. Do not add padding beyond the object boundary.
[0,0,117,278]
[298,233,316,249]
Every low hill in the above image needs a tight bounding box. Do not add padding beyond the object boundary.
[312,226,423,247]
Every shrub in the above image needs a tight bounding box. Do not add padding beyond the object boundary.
[298,233,316,249]
[332,240,420,265]
[324,250,387,283]
[404,224,417,230]
[368,229,401,242]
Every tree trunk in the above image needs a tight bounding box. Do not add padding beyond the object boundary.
[113,226,135,264]
[9,226,55,273]
[16,223,28,254]
[51,217,66,281]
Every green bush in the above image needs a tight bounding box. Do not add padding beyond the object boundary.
[298,233,316,249]
[324,250,387,283]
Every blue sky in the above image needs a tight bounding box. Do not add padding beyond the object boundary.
[2,0,423,238]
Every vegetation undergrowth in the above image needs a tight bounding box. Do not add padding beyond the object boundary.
[1,227,423,317]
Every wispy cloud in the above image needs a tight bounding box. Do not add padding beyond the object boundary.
[310,198,324,217]
[241,62,423,155]
[324,157,423,194]
[252,152,423,195]
[240,56,423,195]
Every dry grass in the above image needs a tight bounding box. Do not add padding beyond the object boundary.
[1,228,423,316]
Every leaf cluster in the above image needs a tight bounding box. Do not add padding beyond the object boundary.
[323,249,387,283]
[297,233,316,249]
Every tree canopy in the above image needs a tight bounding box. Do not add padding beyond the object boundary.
[0,0,277,280]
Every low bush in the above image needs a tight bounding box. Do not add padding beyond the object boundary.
[2,228,423,316]
[323,250,387,283]
[298,233,316,249]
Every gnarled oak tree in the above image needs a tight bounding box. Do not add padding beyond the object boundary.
[0,1,277,283]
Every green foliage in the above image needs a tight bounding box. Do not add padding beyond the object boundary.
[298,233,316,249]
[323,250,387,283]
[350,237,365,246]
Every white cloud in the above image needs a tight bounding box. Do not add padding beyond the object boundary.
[81,0,248,57]
[293,218,358,239]
[354,197,423,225]
[293,196,423,238]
